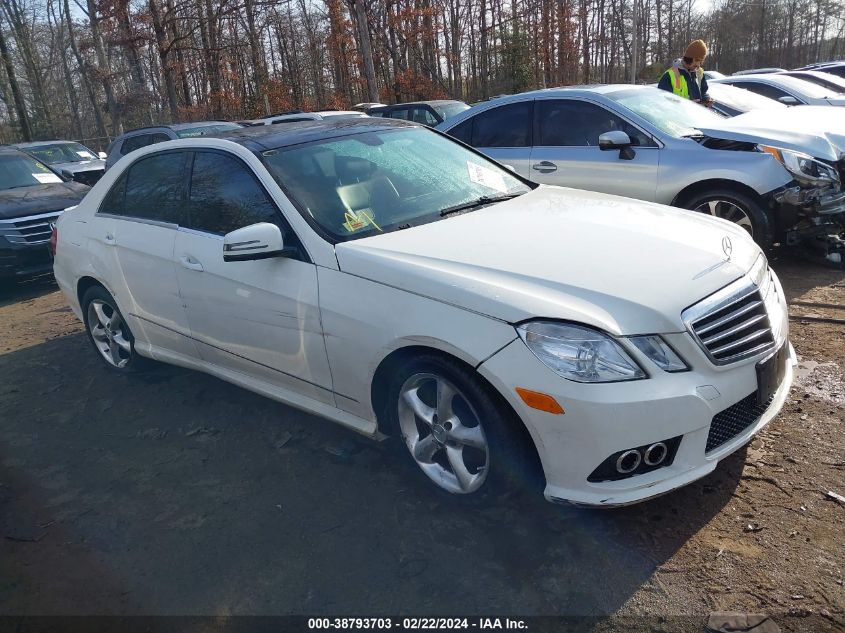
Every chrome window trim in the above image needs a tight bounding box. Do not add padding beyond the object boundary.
[96,213,178,230]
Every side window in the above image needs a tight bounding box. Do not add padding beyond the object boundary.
[448,118,473,144]
[735,82,791,101]
[387,108,410,121]
[535,99,654,147]
[99,173,127,215]
[186,151,285,237]
[120,134,152,155]
[471,102,532,148]
[120,132,172,155]
[122,152,188,223]
[410,107,438,126]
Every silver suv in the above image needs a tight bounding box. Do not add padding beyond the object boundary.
[437,85,845,250]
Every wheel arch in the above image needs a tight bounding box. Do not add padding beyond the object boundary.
[370,344,544,484]
[671,178,769,209]
[76,275,108,309]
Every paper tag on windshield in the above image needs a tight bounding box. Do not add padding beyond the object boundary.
[33,173,62,184]
[76,151,95,159]
[467,162,508,193]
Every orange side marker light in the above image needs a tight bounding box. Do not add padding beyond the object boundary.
[515,388,565,414]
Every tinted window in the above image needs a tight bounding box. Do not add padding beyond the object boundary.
[732,82,792,101]
[471,102,532,147]
[99,173,127,215]
[121,132,171,155]
[122,152,188,223]
[409,107,438,126]
[387,108,411,121]
[536,99,653,147]
[186,151,281,236]
[448,118,473,144]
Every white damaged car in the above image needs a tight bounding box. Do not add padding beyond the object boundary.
[52,119,794,506]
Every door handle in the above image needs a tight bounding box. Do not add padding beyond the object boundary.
[103,233,116,246]
[532,161,558,173]
[179,255,204,272]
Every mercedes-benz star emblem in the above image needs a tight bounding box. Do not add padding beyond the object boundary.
[722,236,733,261]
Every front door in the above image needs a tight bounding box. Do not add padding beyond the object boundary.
[528,98,660,201]
[173,150,335,405]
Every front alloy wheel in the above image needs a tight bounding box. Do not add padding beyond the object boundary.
[398,372,489,494]
[694,199,754,236]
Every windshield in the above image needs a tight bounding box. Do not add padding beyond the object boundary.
[607,88,728,137]
[261,127,531,242]
[707,83,787,114]
[0,153,64,190]
[175,123,242,138]
[433,102,471,121]
[26,142,99,165]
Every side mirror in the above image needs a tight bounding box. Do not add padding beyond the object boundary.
[778,96,800,105]
[98,151,108,160]
[598,131,636,160]
[223,222,293,262]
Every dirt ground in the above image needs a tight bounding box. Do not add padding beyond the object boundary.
[0,253,843,632]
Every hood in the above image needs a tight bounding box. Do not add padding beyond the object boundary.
[51,159,106,176]
[696,109,844,161]
[0,181,89,220]
[335,187,760,335]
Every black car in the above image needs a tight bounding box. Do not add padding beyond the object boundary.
[0,147,89,280]
[366,100,469,126]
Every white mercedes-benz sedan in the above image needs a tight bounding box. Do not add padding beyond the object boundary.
[52,119,794,506]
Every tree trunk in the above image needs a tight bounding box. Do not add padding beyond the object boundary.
[348,0,379,102]
[0,21,31,140]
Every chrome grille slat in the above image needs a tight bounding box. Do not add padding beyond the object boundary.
[709,328,772,356]
[695,299,763,336]
[0,211,62,245]
[701,313,768,346]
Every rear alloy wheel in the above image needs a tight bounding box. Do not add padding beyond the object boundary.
[82,286,144,372]
[684,188,774,250]
[386,354,538,500]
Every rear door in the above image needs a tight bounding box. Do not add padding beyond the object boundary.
[173,150,335,405]
[100,150,198,358]
[528,98,660,200]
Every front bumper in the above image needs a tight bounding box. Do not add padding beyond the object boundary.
[479,334,795,507]
[0,239,54,279]
[774,182,845,217]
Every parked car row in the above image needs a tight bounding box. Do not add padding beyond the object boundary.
[53,116,794,507]
[436,85,845,254]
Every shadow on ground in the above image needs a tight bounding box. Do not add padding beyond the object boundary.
[0,274,57,309]
[0,333,745,616]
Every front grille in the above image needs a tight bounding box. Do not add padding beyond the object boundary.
[0,210,63,245]
[683,260,779,366]
[706,391,775,453]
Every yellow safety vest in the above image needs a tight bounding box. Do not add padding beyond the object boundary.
[664,67,689,99]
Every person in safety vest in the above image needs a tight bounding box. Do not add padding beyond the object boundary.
[657,39,713,106]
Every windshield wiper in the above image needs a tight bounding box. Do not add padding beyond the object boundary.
[439,193,524,217]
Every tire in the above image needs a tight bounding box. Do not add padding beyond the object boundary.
[682,188,774,251]
[81,285,146,373]
[384,353,539,501]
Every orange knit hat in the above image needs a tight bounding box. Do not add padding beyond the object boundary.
[684,39,708,60]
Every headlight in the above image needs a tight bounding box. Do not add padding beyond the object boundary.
[516,322,646,383]
[758,145,840,186]
[628,335,690,372]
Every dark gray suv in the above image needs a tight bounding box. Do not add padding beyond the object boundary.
[104,121,242,170]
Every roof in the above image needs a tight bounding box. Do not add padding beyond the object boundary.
[371,99,466,108]
[11,140,82,149]
[217,117,418,152]
[121,120,236,135]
